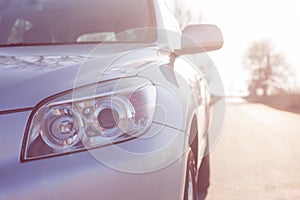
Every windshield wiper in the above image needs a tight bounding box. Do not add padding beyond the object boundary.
[0,41,110,47]
[0,41,151,47]
[0,42,55,47]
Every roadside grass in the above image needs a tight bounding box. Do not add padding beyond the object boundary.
[244,94,300,114]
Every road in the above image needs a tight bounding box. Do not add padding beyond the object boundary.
[206,99,300,200]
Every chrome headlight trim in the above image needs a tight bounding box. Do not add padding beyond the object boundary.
[21,77,156,161]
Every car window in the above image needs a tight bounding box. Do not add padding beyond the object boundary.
[0,0,156,46]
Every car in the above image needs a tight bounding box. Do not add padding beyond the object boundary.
[0,0,223,199]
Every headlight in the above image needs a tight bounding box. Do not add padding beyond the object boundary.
[22,77,156,161]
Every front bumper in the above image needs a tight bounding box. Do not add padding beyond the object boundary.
[0,111,187,200]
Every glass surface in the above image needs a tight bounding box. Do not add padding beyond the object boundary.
[0,0,155,46]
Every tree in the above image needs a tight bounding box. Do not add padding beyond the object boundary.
[165,0,201,29]
[244,40,290,96]
[171,0,192,29]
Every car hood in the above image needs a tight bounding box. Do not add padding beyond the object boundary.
[0,44,161,112]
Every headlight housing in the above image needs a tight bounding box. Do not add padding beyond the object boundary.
[22,77,156,161]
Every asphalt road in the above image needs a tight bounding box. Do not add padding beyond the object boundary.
[206,99,300,200]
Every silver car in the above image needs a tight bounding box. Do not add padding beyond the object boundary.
[0,0,223,199]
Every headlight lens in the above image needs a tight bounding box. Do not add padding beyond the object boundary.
[22,77,156,161]
[41,106,82,149]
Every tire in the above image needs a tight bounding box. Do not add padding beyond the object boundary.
[197,153,210,200]
[183,149,198,200]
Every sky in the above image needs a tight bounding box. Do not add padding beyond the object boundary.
[174,0,300,95]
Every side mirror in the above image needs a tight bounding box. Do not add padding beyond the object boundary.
[175,24,223,55]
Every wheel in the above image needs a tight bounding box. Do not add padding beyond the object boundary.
[197,152,210,200]
[184,149,198,200]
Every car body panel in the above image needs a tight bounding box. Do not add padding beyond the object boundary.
[0,111,187,200]
[0,44,160,111]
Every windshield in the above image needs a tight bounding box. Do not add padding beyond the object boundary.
[0,0,155,46]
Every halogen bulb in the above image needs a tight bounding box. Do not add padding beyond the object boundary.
[41,106,81,149]
[52,116,76,139]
